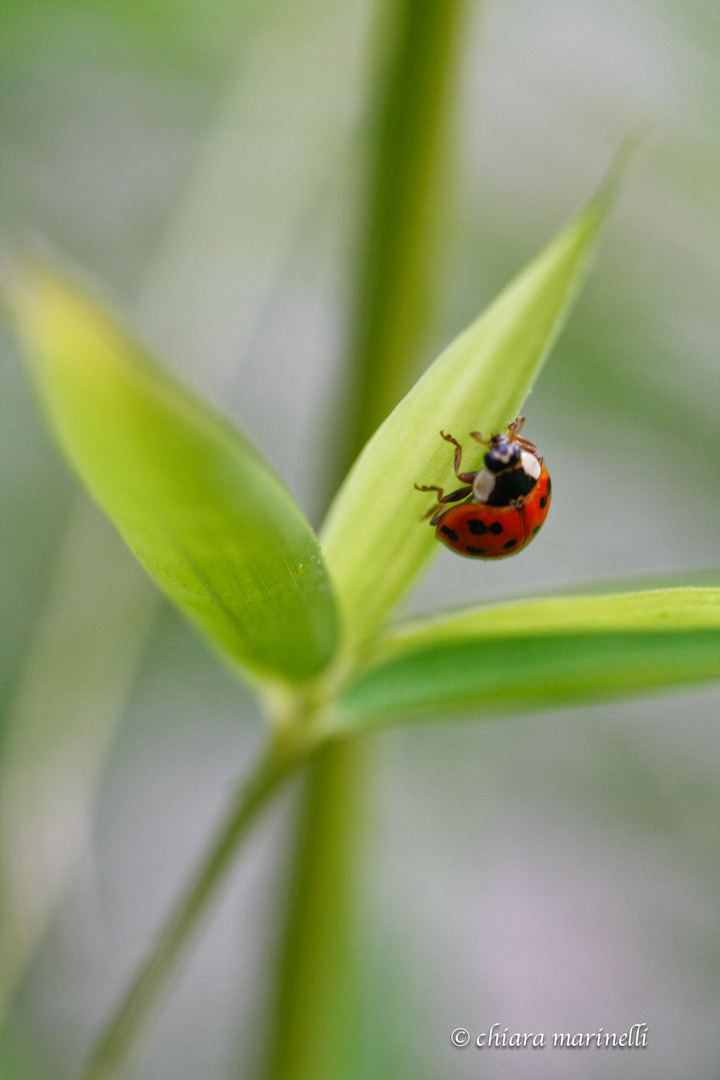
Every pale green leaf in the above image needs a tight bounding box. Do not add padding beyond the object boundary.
[8,267,338,686]
[333,587,720,730]
[320,160,624,658]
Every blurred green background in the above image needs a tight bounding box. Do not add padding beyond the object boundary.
[1,0,720,1077]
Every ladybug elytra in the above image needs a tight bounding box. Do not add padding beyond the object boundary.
[415,418,551,559]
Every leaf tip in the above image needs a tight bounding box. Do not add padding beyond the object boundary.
[591,125,652,217]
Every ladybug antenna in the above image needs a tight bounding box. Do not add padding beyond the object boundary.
[469,430,489,447]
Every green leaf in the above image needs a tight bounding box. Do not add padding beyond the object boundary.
[7,266,338,686]
[320,158,624,658]
[333,587,720,729]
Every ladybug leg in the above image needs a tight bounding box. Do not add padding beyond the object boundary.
[439,430,464,477]
[415,483,472,501]
[508,415,525,437]
[427,486,472,525]
[514,435,542,457]
[414,482,472,521]
[440,431,476,483]
[439,485,473,503]
[415,483,444,520]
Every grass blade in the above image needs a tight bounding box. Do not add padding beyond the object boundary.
[334,586,720,728]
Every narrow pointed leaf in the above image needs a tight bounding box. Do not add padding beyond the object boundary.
[320,161,623,656]
[333,587,720,730]
[8,267,338,685]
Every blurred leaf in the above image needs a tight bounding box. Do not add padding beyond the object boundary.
[0,500,158,1026]
[320,160,623,657]
[136,0,371,386]
[7,267,338,686]
[333,587,720,729]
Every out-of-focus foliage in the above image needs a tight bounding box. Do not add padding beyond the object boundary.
[1,0,720,1078]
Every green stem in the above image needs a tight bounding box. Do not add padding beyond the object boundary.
[78,725,315,1080]
[271,2,467,1078]
[339,0,468,467]
[269,739,376,1080]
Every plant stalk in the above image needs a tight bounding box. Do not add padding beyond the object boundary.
[338,0,468,470]
[269,738,375,1080]
[78,725,315,1080]
[271,2,467,1078]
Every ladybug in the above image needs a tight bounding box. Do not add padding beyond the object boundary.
[415,417,551,558]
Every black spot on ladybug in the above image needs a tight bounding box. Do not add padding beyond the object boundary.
[466,546,486,556]
[468,519,503,536]
[539,489,549,509]
[531,525,540,536]
[440,525,459,542]
[502,539,518,550]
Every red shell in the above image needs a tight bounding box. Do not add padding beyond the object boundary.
[434,466,551,559]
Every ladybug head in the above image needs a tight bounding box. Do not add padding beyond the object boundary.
[484,433,520,474]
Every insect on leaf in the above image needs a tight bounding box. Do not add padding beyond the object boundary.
[320,145,633,658]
